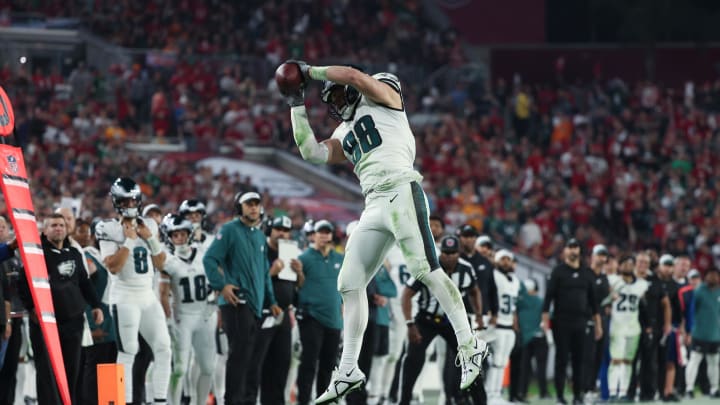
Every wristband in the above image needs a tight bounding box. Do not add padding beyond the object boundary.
[309,66,328,81]
[145,236,163,256]
[122,238,135,251]
[405,320,415,325]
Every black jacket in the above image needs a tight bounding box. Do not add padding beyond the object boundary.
[461,252,499,316]
[20,235,101,322]
[543,262,599,325]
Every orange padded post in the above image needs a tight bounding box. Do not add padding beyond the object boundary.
[97,363,125,405]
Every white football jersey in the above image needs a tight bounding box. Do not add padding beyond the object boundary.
[96,217,160,297]
[191,229,214,250]
[608,274,649,336]
[330,73,422,195]
[163,246,211,316]
[494,269,520,327]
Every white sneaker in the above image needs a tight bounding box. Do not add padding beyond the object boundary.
[315,366,366,404]
[456,334,489,390]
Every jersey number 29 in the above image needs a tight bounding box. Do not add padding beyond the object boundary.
[342,115,382,164]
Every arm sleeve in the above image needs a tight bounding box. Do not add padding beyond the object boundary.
[487,270,499,316]
[542,270,556,312]
[79,265,102,309]
[203,230,228,291]
[686,291,696,334]
[587,275,599,316]
[264,257,277,306]
[0,244,11,262]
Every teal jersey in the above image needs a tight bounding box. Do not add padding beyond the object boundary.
[84,251,115,343]
[297,248,344,330]
[203,218,276,317]
[374,266,398,327]
[517,287,543,346]
[691,283,720,342]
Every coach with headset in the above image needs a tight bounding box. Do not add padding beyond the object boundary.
[204,191,282,405]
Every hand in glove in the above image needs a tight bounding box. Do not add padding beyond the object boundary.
[285,59,311,83]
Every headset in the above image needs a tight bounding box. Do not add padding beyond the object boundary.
[234,191,263,224]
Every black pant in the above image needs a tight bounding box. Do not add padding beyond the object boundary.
[221,303,260,405]
[296,316,341,405]
[30,314,85,405]
[584,318,608,392]
[81,342,118,404]
[509,339,524,400]
[346,319,378,405]
[399,317,461,405]
[520,335,549,398]
[247,311,292,405]
[628,329,660,400]
[132,334,153,404]
[0,317,23,405]
[552,321,588,402]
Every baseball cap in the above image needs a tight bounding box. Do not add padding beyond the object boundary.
[688,269,701,279]
[313,219,334,233]
[271,216,292,230]
[592,244,609,256]
[565,238,581,248]
[142,204,162,217]
[457,224,478,237]
[475,235,493,248]
[303,220,315,234]
[659,254,675,266]
[494,249,514,262]
[238,192,261,205]
[440,235,460,253]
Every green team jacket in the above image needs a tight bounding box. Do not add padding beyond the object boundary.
[374,266,398,327]
[691,283,720,342]
[203,218,276,317]
[297,247,344,330]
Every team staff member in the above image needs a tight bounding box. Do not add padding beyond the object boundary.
[399,235,483,405]
[204,191,281,405]
[75,219,119,404]
[0,236,17,367]
[0,216,26,405]
[656,255,684,401]
[247,215,304,405]
[629,252,671,401]
[457,225,498,327]
[542,238,602,405]
[517,278,549,401]
[584,244,610,401]
[684,268,720,398]
[20,214,103,404]
[295,220,344,405]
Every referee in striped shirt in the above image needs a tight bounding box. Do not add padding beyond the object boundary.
[399,235,483,405]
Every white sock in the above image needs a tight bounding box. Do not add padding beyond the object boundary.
[685,351,703,393]
[152,344,172,400]
[421,269,472,344]
[214,354,227,405]
[608,362,621,397]
[196,374,213,405]
[117,351,137,400]
[618,363,628,397]
[339,289,369,371]
[707,353,720,394]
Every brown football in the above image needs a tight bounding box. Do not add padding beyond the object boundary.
[275,63,303,96]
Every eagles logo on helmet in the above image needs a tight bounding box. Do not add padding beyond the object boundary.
[110,177,143,218]
[161,213,193,255]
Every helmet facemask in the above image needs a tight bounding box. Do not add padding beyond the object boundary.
[321,81,361,122]
[110,178,143,218]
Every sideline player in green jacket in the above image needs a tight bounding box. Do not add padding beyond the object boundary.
[203,191,281,405]
[684,268,720,398]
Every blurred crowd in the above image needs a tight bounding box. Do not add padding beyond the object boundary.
[1,0,720,275]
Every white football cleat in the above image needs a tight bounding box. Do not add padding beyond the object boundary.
[315,366,366,404]
[456,334,489,390]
